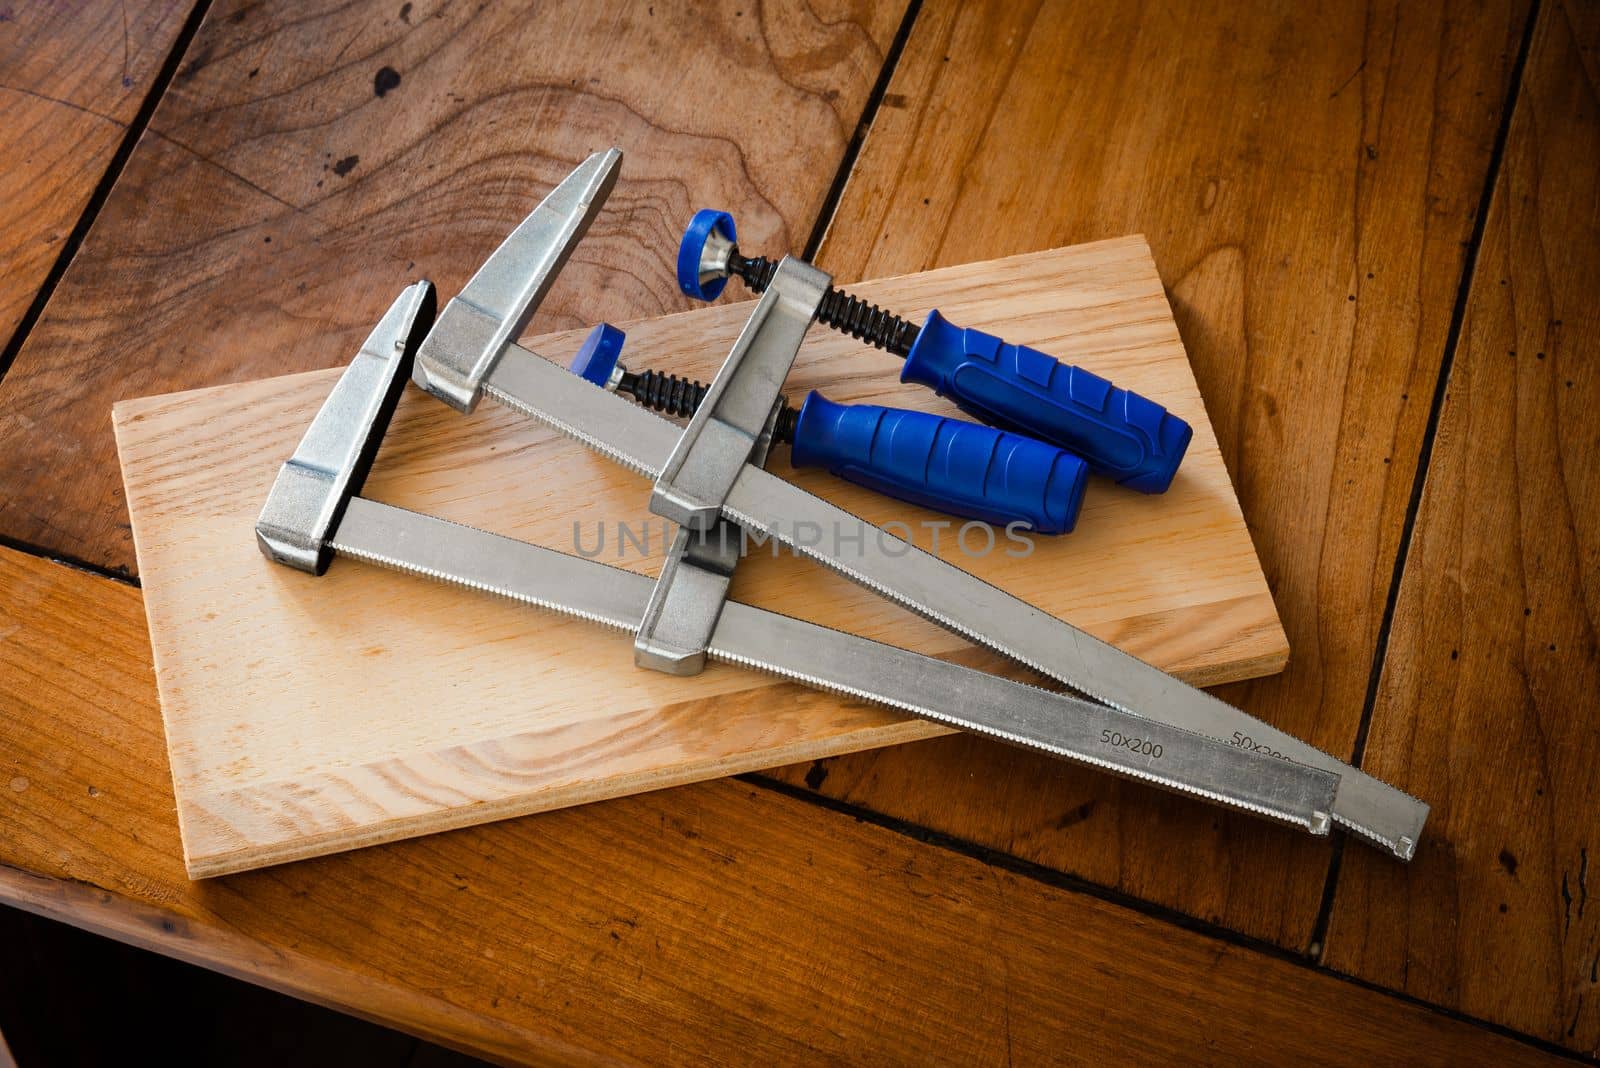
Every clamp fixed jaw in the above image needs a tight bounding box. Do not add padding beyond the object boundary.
[411,149,621,414]
[256,281,437,574]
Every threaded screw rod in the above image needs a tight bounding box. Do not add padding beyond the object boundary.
[724,249,920,358]
[615,367,800,443]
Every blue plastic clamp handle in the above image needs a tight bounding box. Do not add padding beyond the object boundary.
[788,391,1088,535]
[569,322,626,387]
[901,311,1193,494]
[677,209,737,302]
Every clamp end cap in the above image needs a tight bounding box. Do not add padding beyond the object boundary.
[677,209,737,301]
[570,322,626,388]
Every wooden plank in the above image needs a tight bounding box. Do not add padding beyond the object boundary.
[0,0,906,575]
[767,0,1531,948]
[0,1,194,348]
[116,240,1288,877]
[0,548,1558,1066]
[1324,1,1600,1052]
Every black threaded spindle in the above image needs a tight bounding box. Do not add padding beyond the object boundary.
[616,368,800,444]
[616,368,707,418]
[610,234,920,442]
[725,249,920,357]
[772,404,800,443]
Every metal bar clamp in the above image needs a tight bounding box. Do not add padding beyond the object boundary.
[379,148,1429,856]
[257,280,1344,837]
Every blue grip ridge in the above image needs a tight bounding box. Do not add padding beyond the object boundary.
[901,310,1193,493]
[788,391,1088,535]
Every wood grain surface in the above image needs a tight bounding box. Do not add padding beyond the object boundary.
[0,1,194,349]
[116,241,1289,877]
[764,0,1532,949]
[0,546,1559,1066]
[1324,1,1600,1053]
[0,0,905,574]
[1,0,1590,1055]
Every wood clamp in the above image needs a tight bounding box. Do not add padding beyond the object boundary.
[256,148,1433,859]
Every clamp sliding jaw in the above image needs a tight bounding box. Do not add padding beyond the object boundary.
[649,257,827,532]
[636,258,828,674]
[258,149,1431,859]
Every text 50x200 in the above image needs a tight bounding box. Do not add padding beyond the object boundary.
[1098,730,1293,765]
[1100,730,1164,760]
[1227,732,1288,759]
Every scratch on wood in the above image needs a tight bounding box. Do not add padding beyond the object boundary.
[0,82,123,125]
[142,128,316,220]
[1581,847,1590,919]
[1329,59,1366,99]
[119,0,132,87]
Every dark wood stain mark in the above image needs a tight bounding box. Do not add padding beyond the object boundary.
[374,66,401,97]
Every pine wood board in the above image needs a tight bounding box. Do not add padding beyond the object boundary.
[115,237,1286,878]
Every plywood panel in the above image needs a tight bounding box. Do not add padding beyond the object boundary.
[115,240,1288,876]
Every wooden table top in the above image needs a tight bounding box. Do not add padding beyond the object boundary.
[0,0,1594,1062]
